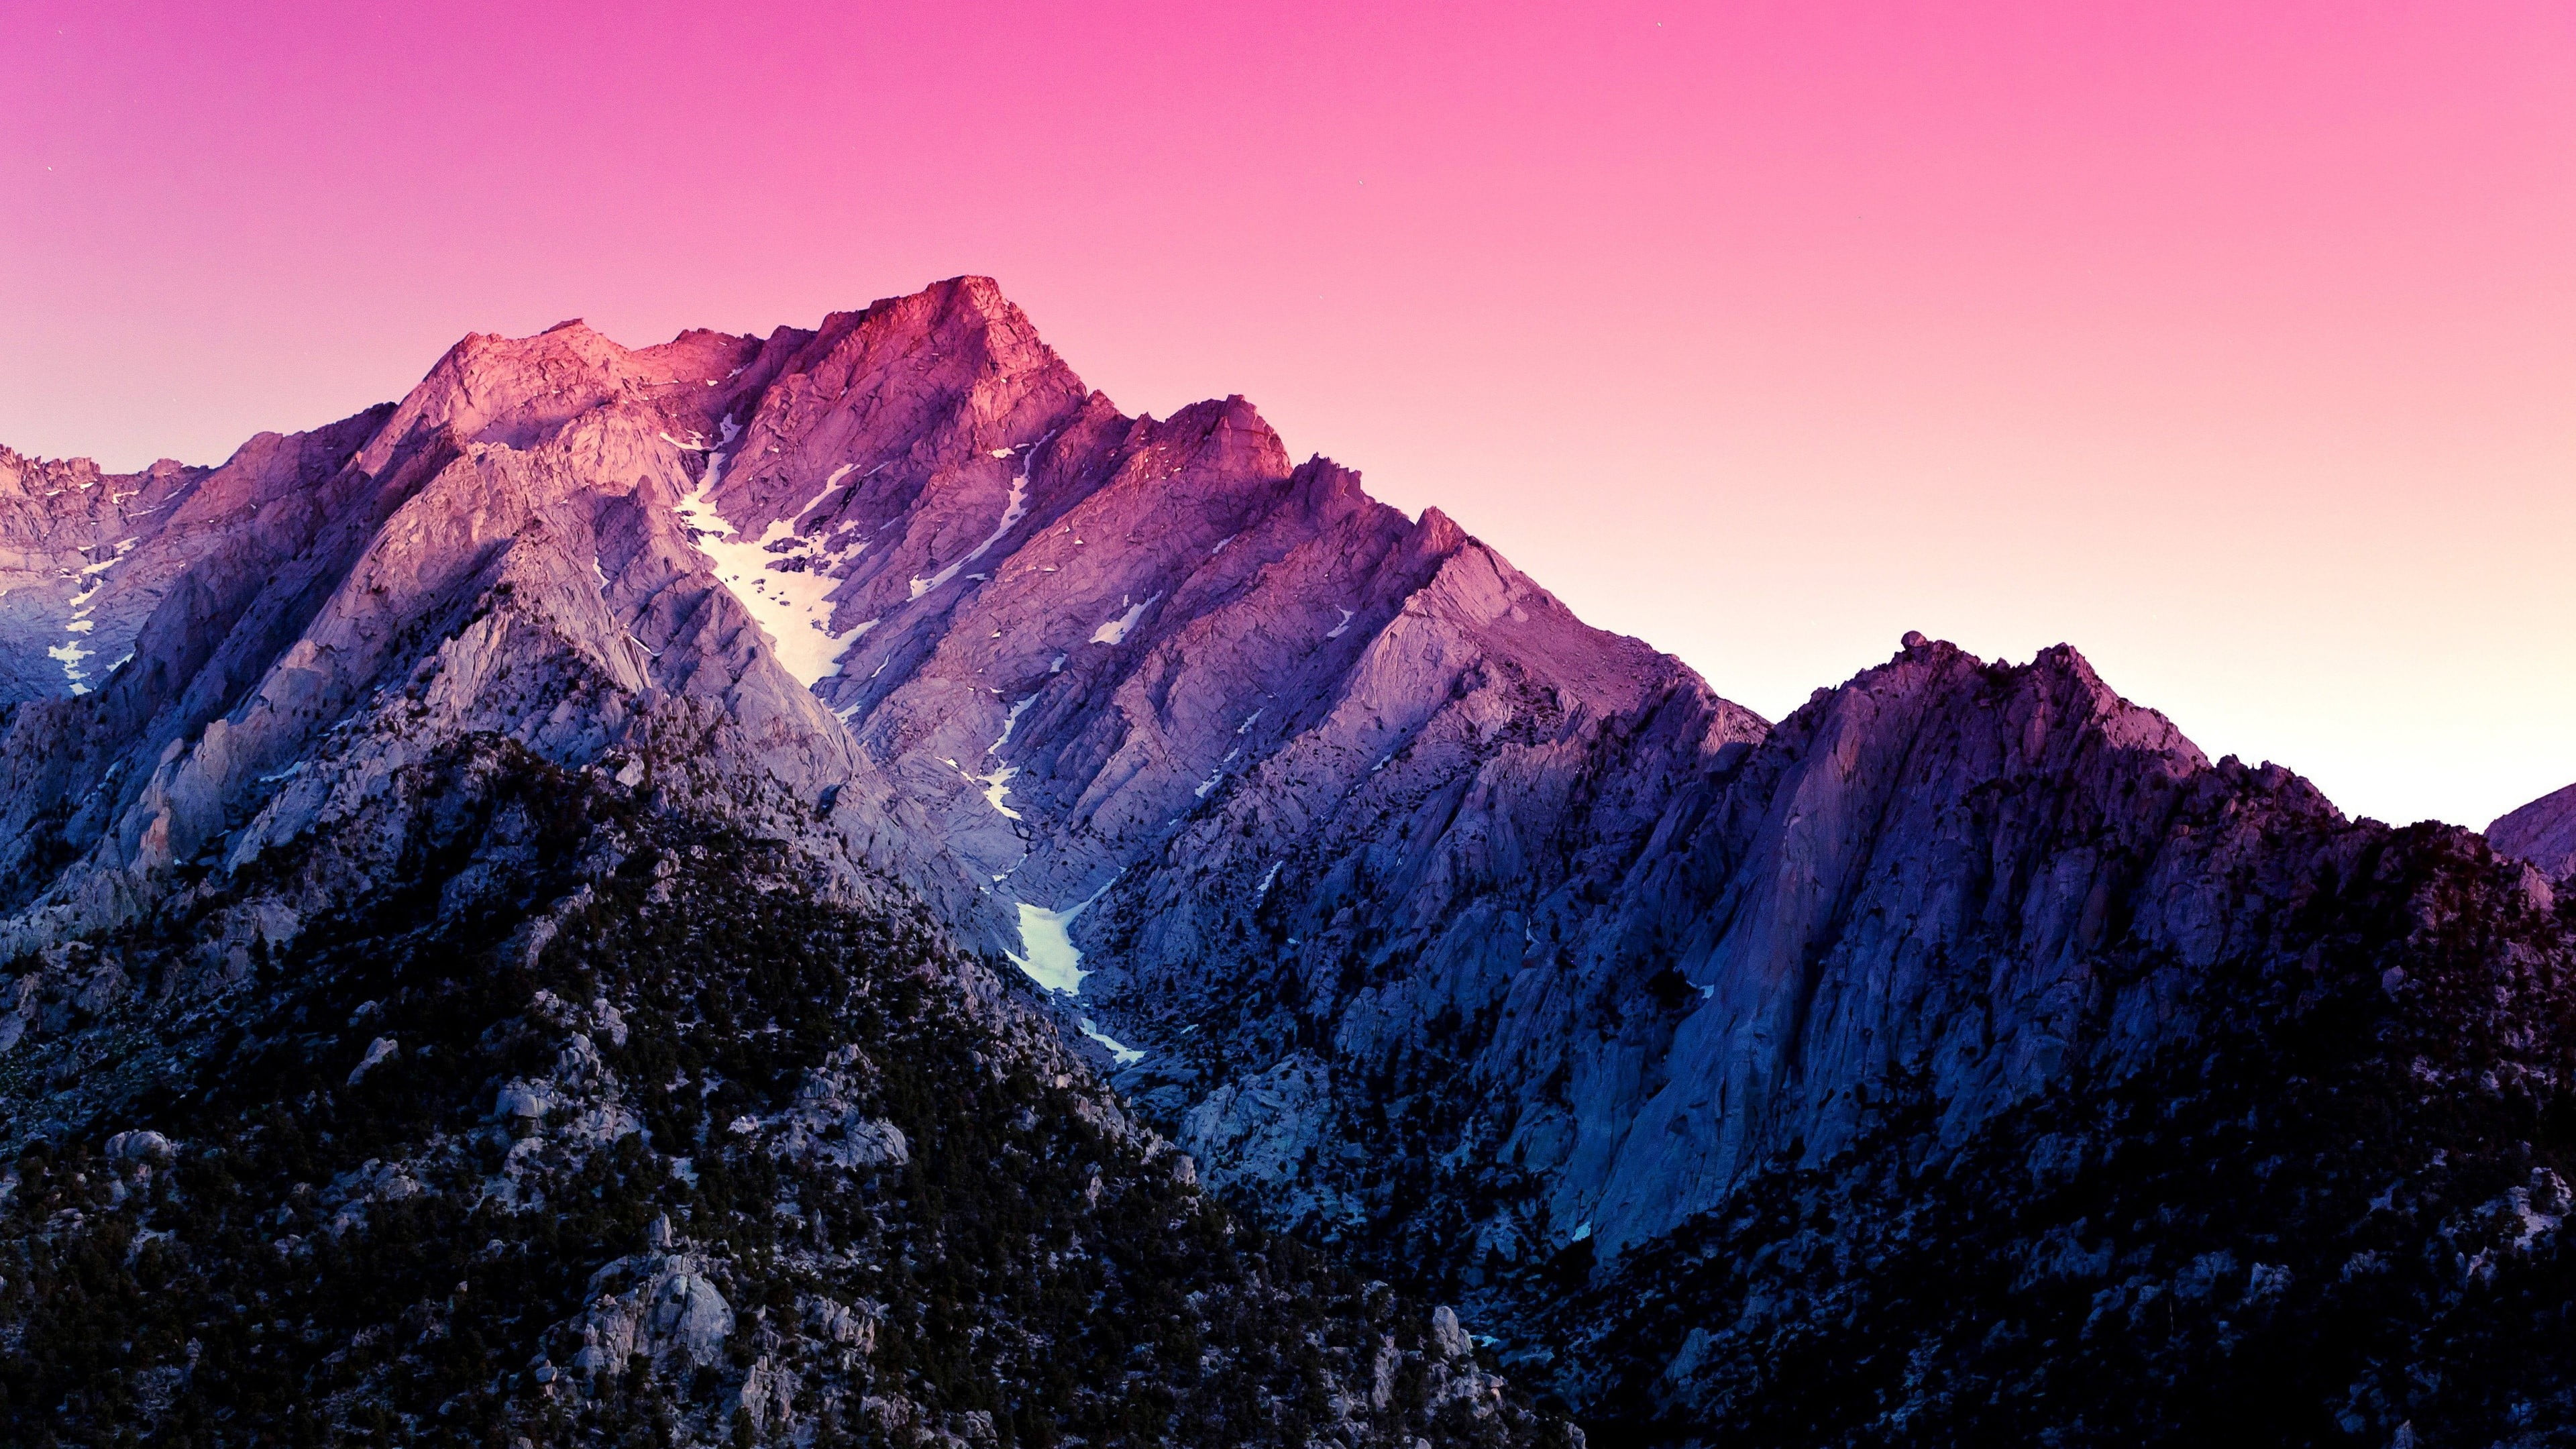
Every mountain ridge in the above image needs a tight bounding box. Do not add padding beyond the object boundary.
[7,275,2576,1446]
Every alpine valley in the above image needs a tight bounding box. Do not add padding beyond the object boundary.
[3,277,2573,1448]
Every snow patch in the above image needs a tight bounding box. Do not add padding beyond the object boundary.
[1077,1019,1144,1066]
[1088,592,1159,647]
[990,695,1037,754]
[947,756,1022,820]
[1325,606,1355,639]
[946,692,1046,818]
[673,422,874,686]
[908,435,1048,599]
[1003,876,1120,995]
[1194,745,1242,800]
[47,638,93,690]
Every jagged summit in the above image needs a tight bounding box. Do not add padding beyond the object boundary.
[0,274,1714,965]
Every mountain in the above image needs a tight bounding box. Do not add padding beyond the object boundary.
[1085,615,2576,1442]
[5,276,2574,1446]
[2493,784,2576,881]
[1552,740,2576,1443]
[0,284,1566,1446]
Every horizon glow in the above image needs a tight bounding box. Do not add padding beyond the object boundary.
[3,1,2570,831]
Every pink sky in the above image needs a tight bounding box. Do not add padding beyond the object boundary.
[5,0,2571,829]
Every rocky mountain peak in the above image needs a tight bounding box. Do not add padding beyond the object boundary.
[356,315,739,475]
[1827,635,2204,770]
[794,274,1074,407]
[1116,394,1294,494]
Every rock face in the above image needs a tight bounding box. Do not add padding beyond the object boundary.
[4,274,2574,1444]
[0,303,1022,957]
[2492,782,2576,879]
[0,443,211,702]
[1555,812,2576,1444]
[1110,636,2231,1255]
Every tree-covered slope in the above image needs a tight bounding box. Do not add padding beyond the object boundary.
[1554,825,2576,1446]
[0,738,1560,1448]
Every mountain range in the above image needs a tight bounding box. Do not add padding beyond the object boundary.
[4,276,2573,1447]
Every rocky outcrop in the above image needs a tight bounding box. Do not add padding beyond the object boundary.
[572,1252,738,1370]
[2491,782,2576,879]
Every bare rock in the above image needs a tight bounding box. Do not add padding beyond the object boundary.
[346,1036,398,1085]
[2491,782,2576,879]
[105,1129,173,1162]
[1432,1305,1472,1361]
[739,1354,798,1435]
[494,1080,555,1120]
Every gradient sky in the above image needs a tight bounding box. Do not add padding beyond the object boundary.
[5,0,2571,830]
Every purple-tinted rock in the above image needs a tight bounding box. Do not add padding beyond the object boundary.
[2492,783,2576,879]
[1,273,2562,1338]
